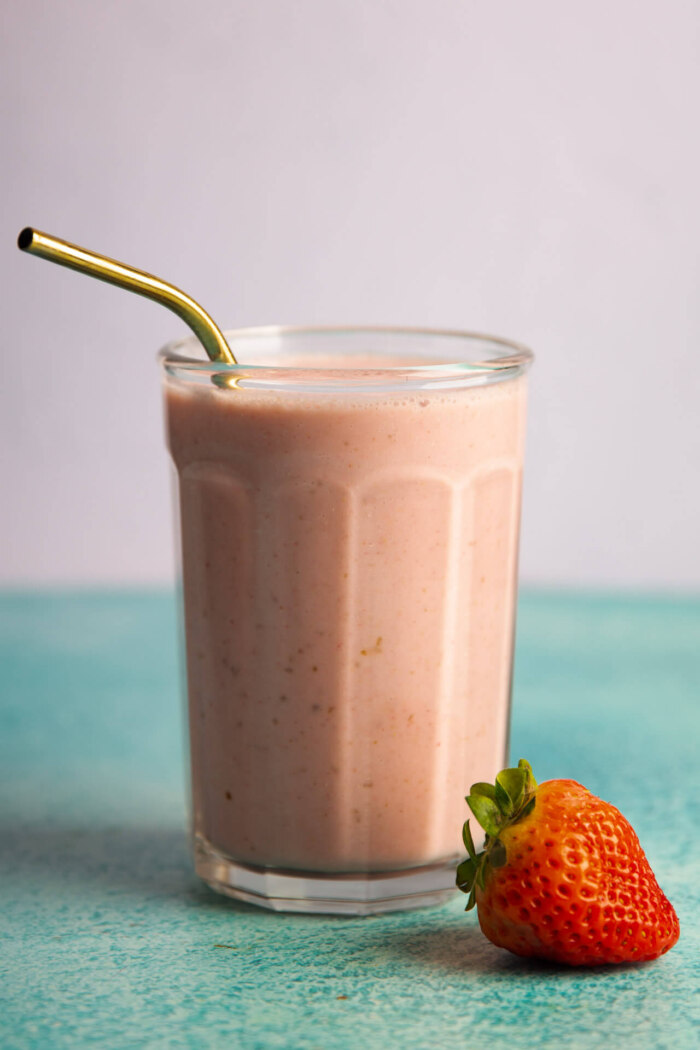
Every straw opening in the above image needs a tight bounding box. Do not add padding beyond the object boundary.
[17,228,34,251]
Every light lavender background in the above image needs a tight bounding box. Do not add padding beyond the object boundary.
[2,0,699,588]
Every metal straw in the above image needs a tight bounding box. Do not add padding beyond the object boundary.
[18,227,236,365]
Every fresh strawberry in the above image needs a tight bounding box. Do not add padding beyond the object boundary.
[456,759,680,965]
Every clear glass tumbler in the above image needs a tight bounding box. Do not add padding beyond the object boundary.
[161,327,533,914]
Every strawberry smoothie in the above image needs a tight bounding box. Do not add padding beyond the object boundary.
[162,328,532,912]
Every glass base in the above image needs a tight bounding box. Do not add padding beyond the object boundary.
[194,836,458,915]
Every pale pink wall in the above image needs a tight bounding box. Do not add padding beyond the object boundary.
[2,0,699,587]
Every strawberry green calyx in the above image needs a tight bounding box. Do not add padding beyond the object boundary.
[456,758,538,911]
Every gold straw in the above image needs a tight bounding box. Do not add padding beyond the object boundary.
[17,227,236,365]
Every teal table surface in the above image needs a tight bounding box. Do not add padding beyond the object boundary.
[1,589,698,1050]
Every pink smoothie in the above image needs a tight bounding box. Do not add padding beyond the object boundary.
[165,357,528,874]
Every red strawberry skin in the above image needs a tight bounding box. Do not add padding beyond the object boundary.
[475,779,680,965]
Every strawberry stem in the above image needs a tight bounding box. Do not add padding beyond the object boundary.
[456,759,538,910]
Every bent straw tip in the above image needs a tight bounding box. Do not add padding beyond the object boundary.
[18,227,35,251]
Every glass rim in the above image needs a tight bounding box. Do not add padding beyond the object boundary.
[160,324,534,392]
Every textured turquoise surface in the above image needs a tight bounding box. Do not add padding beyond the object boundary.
[1,590,698,1050]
